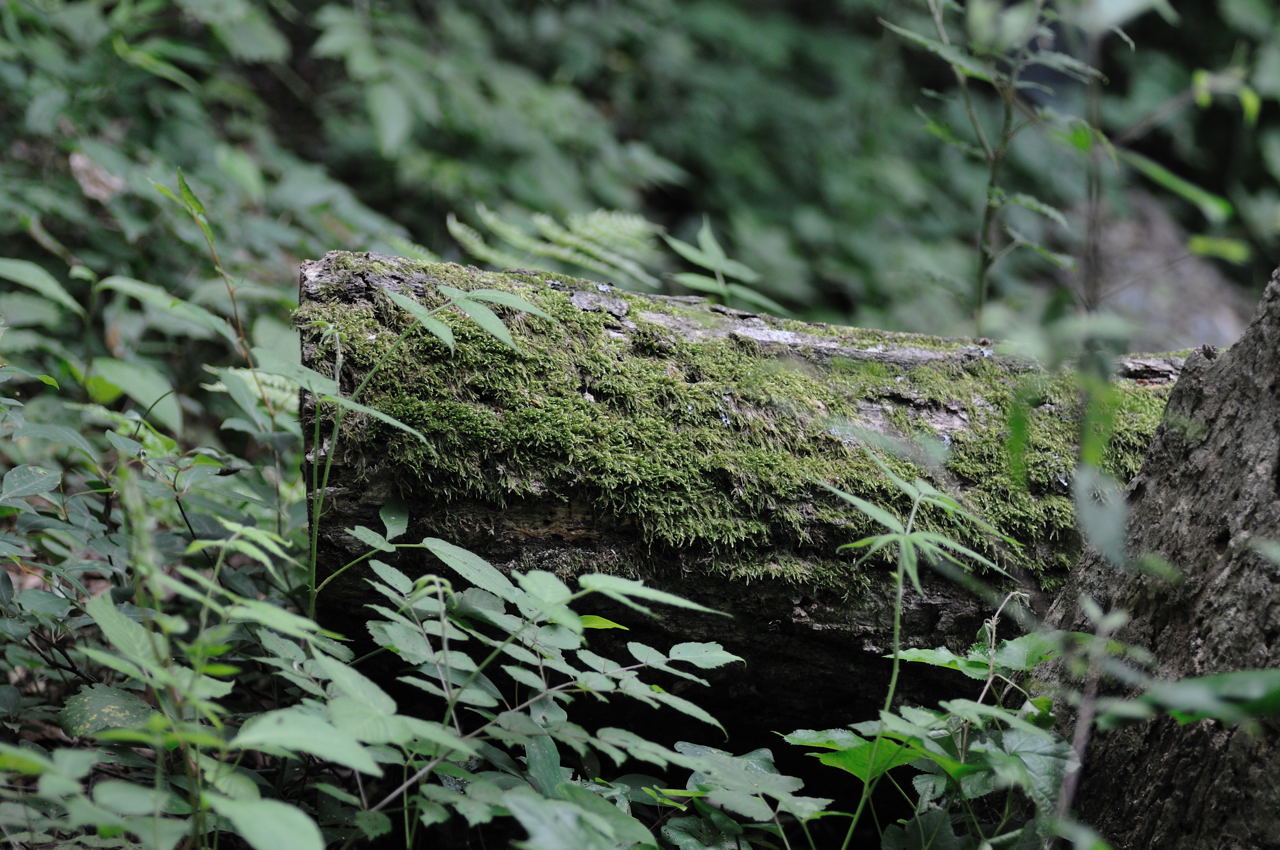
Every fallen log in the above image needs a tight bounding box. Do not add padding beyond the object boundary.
[296,251,1174,737]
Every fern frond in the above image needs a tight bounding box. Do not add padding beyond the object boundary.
[530,213,660,289]
[446,213,528,270]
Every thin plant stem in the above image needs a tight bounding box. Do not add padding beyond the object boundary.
[840,496,921,849]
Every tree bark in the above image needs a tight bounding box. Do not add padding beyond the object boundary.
[297,251,1175,746]
[1046,271,1280,849]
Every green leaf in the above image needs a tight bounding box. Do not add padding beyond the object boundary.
[207,795,323,850]
[61,684,155,737]
[815,735,919,783]
[13,423,96,458]
[348,524,395,553]
[819,482,905,533]
[322,394,427,444]
[90,357,181,433]
[579,574,722,616]
[367,81,413,157]
[881,20,996,83]
[1006,193,1069,229]
[1134,669,1280,724]
[177,170,206,216]
[0,258,84,316]
[1,465,60,502]
[402,716,479,758]
[647,688,724,731]
[663,235,758,283]
[97,276,236,343]
[355,810,392,840]
[451,297,517,349]
[668,642,743,670]
[0,742,54,773]
[315,654,396,715]
[93,780,171,816]
[580,615,628,630]
[227,600,324,641]
[991,632,1062,671]
[1072,466,1127,568]
[525,735,564,796]
[384,288,456,351]
[467,288,553,320]
[502,787,617,850]
[380,499,409,541]
[724,283,788,316]
[327,696,409,744]
[422,537,522,604]
[251,348,339,395]
[1118,149,1233,224]
[231,708,382,776]
[895,647,990,679]
[554,783,657,848]
[85,594,160,667]
[1187,235,1251,265]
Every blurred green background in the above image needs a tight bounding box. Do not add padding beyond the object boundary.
[1,0,1276,359]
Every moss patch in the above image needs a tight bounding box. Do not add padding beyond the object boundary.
[298,253,1173,588]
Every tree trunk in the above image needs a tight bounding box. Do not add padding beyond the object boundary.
[1046,271,1280,849]
[297,251,1174,747]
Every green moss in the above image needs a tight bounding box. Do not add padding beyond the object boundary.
[300,254,1172,588]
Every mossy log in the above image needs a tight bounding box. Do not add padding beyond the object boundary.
[297,251,1176,735]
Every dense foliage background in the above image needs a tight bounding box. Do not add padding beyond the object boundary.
[3,1,1280,848]
[3,0,1276,340]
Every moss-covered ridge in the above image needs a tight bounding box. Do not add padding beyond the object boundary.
[298,252,1172,586]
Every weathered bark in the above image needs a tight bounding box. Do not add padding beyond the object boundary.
[297,251,1173,741]
[1047,271,1280,849]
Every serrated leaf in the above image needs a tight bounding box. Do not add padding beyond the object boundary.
[502,787,616,850]
[819,482,906,533]
[1072,466,1126,567]
[368,559,412,594]
[93,780,171,816]
[1006,193,1069,228]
